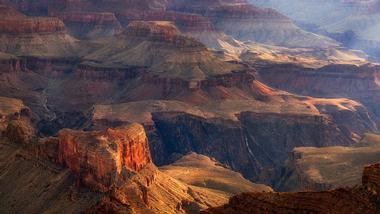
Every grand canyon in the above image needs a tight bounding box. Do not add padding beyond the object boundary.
[0,0,380,213]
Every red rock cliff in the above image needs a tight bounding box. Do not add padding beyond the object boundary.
[58,123,151,191]
[0,17,65,34]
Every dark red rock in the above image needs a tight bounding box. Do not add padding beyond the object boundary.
[57,124,152,191]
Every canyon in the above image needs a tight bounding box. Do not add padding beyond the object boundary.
[1,0,380,213]
[0,111,270,213]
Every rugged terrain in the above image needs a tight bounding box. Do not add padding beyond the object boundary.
[0,108,270,213]
[203,162,380,214]
[251,0,380,60]
[277,133,380,191]
[1,0,380,213]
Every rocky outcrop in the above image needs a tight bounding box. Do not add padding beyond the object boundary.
[363,163,380,194]
[275,133,380,191]
[125,21,206,48]
[151,111,354,183]
[0,121,233,213]
[4,117,35,145]
[57,124,151,191]
[203,188,377,214]
[0,97,31,133]
[258,63,380,98]
[203,163,380,214]
[50,12,122,39]
[74,64,145,81]
[0,5,77,57]
[169,1,336,48]
[116,10,214,32]
[137,70,255,95]
[0,54,25,73]
[23,56,79,77]
[83,21,245,81]
[257,63,380,126]
[0,17,65,34]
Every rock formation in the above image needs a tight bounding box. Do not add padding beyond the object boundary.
[276,133,380,191]
[203,162,380,214]
[0,97,29,131]
[150,110,355,182]
[168,0,337,48]
[58,124,152,191]
[363,162,380,194]
[257,63,380,126]
[0,53,26,73]
[250,0,380,59]
[0,122,238,213]
[82,21,245,81]
[0,4,77,57]
[50,12,122,39]
[1,1,380,213]
[160,152,273,195]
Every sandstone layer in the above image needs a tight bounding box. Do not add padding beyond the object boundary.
[58,124,152,191]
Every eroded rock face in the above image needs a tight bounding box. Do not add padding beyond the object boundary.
[169,1,336,48]
[125,21,206,48]
[58,123,151,191]
[203,162,380,214]
[363,163,380,194]
[116,10,214,32]
[50,12,122,39]
[0,56,25,73]
[257,63,380,125]
[0,6,57,36]
[151,111,354,183]
[4,117,35,144]
[276,133,380,191]
[0,5,77,57]
[0,17,65,34]
[203,189,377,214]
[258,64,380,98]
[0,97,34,143]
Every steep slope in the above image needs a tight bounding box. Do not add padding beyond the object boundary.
[203,162,380,214]
[277,133,380,191]
[160,153,272,195]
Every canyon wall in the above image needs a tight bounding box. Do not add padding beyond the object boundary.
[151,111,355,183]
